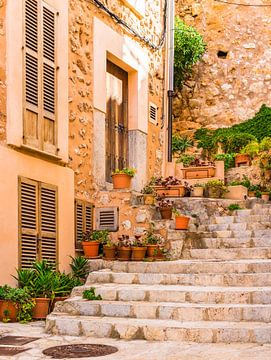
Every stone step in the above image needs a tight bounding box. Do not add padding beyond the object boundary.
[86,270,271,287]
[186,247,271,260]
[199,237,271,249]
[214,215,271,224]
[46,314,271,343]
[87,259,271,274]
[54,299,271,323]
[200,229,271,239]
[72,284,271,304]
[207,222,271,231]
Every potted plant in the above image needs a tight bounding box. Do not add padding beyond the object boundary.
[152,176,185,197]
[81,230,108,258]
[141,178,156,205]
[156,196,173,219]
[144,230,165,258]
[173,208,190,230]
[205,179,228,199]
[248,184,260,198]
[191,183,204,197]
[117,235,132,261]
[131,235,147,261]
[261,190,270,201]
[101,235,116,260]
[111,168,136,189]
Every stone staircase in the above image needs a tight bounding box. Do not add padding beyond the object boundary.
[46,202,271,344]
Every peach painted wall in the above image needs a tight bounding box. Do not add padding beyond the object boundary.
[0,146,74,285]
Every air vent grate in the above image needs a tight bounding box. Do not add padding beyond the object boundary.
[95,207,119,231]
[149,102,158,125]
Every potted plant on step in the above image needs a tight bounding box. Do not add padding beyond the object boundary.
[81,230,108,258]
[117,235,132,261]
[131,235,147,261]
[111,168,136,189]
[157,196,173,219]
[205,179,228,199]
[144,230,165,258]
[173,208,190,230]
[141,178,156,205]
[261,189,270,201]
[191,183,204,197]
[101,234,116,260]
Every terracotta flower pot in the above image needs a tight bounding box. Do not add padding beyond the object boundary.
[175,215,190,230]
[103,246,116,260]
[0,300,18,322]
[192,187,204,197]
[261,193,269,201]
[146,244,159,257]
[82,241,100,258]
[235,154,250,167]
[143,194,155,205]
[159,207,172,219]
[32,298,50,319]
[131,247,147,261]
[248,191,255,197]
[117,246,131,261]
[112,174,132,189]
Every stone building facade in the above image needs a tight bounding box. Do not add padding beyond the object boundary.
[0,0,168,284]
[173,0,271,135]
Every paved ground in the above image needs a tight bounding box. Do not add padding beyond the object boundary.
[0,322,271,359]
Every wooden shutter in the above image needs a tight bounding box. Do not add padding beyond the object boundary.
[24,0,57,154]
[95,207,119,231]
[19,177,39,269]
[40,183,58,267]
[19,177,58,269]
[75,200,94,249]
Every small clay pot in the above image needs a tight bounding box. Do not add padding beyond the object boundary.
[192,187,204,197]
[131,247,147,261]
[32,298,50,319]
[0,300,18,322]
[146,244,159,258]
[82,241,100,258]
[103,246,116,260]
[175,215,190,230]
[159,207,172,219]
[117,246,131,261]
[261,193,270,201]
[248,191,255,198]
[112,174,132,189]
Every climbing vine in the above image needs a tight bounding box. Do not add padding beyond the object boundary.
[174,17,206,90]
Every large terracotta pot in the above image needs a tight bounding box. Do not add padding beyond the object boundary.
[159,207,172,219]
[192,187,204,197]
[235,154,250,167]
[103,246,116,260]
[146,244,159,258]
[175,215,190,230]
[0,300,18,322]
[112,174,132,189]
[82,241,100,258]
[32,298,50,319]
[131,247,147,261]
[117,246,131,261]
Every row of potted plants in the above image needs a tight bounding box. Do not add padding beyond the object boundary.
[81,230,169,261]
[0,257,89,322]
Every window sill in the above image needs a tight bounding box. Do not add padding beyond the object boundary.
[10,144,67,165]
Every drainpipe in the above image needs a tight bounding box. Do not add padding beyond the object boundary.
[167,0,175,162]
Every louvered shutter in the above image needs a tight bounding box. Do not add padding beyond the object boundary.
[24,0,40,148]
[40,183,58,268]
[75,200,93,249]
[95,207,119,231]
[42,3,57,154]
[19,177,39,269]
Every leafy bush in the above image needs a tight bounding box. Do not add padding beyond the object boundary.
[176,154,195,166]
[172,134,193,155]
[112,168,136,177]
[70,255,89,282]
[214,153,235,171]
[259,137,271,151]
[82,288,102,301]
[228,204,242,211]
[240,141,259,158]
[174,17,206,89]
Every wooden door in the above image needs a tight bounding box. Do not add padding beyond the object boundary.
[106,61,128,182]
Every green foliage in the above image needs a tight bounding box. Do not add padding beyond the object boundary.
[214,153,235,171]
[141,177,157,194]
[205,180,228,195]
[172,134,193,155]
[259,137,271,151]
[69,255,89,282]
[174,17,206,89]
[82,288,102,301]
[228,204,242,211]
[240,141,259,158]
[82,230,109,243]
[176,154,195,167]
[112,167,136,177]
[195,105,271,155]
[228,176,251,189]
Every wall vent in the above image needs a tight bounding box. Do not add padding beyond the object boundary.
[95,207,119,231]
[149,102,158,125]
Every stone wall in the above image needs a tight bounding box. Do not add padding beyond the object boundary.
[173,0,271,135]
[0,0,6,143]
[68,0,166,202]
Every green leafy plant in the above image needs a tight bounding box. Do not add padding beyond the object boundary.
[69,255,89,282]
[193,183,204,188]
[82,288,102,301]
[112,167,136,177]
[228,204,242,211]
[205,179,228,197]
[259,137,271,151]
[172,134,193,155]
[240,141,259,158]
[228,176,251,189]
[141,177,157,195]
[176,154,195,167]
[174,17,206,89]
[214,153,235,171]
[82,230,109,243]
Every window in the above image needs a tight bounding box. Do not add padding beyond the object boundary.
[95,207,119,231]
[19,177,58,268]
[75,199,94,249]
[23,0,57,154]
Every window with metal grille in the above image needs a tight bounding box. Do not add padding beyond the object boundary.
[75,199,94,249]
[149,102,158,125]
[18,177,58,269]
[95,207,119,231]
[24,0,57,154]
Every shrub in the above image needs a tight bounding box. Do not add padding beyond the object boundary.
[83,288,102,301]
[259,137,271,151]
[240,141,259,158]
[228,204,242,211]
[172,134,193,155]
[214,153,235,171]
[176,154,195,166]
